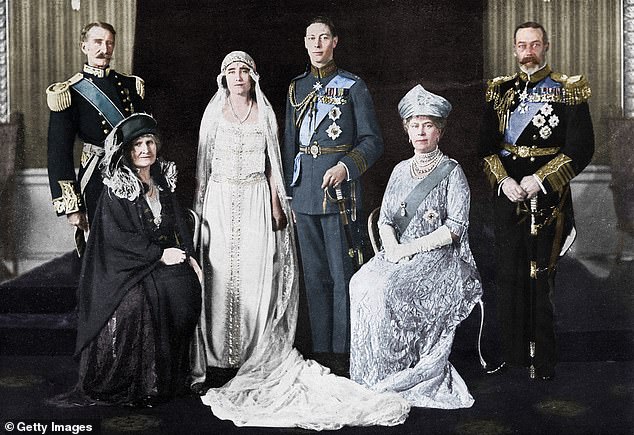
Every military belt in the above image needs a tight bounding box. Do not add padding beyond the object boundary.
[300,143,352,159]
[503,143,560,158]
[82,142,105,157]
[80,143,105,194]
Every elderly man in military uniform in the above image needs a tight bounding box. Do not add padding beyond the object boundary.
[479,22,594,380]
[283,16,383,362]
[47,21,146,247]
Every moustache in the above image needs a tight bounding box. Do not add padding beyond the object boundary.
[520,55,538,64]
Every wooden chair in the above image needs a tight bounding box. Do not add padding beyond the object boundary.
[367,206,488,369]
[185,208,200,251]
[367,206,382,254]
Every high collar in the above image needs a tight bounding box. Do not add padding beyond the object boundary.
[310,60,337,79]
[518,64,551,83]
[83,63,112,78]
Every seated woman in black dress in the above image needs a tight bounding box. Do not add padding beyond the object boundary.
[54,113,202,407]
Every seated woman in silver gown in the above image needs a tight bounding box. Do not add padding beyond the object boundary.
[349,85,483,409]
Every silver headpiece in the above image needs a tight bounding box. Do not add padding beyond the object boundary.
[217,50,259,89]
[398,84,452,120]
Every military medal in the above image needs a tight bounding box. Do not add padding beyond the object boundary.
[532,103,557,139]
[518,88,529,114]
[329,106,341,121]
[326,122,342,140]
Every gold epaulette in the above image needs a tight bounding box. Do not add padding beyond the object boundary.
[485,73,517,102]
[118,72,146,99]
[551,72,591,105]
[46,73,82,112]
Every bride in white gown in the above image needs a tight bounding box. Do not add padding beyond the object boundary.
[191,51,409,430]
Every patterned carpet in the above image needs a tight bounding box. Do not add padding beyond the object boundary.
[0,356,632,434]
[0,251,632,434]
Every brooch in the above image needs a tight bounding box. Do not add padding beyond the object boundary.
[423,208,439,223]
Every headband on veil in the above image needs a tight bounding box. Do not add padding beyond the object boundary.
[195,50,288,214]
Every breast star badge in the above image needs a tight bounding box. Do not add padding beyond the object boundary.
[328,106,341,121]
[326,122,342,140]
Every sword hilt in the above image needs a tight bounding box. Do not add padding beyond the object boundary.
[530,196,538,236]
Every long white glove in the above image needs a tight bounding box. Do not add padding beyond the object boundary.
[379,224,398,251]
[384,225,453,263]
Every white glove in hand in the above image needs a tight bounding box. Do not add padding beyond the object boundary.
[408,225,453,253]
[379,225,398,250]
[380,225,405,263]
[384,225,453,263]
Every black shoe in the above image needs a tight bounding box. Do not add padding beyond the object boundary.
[129,395,159,408]
[190,382,208,396]
[484,361,507,375]
[536,366,555,381]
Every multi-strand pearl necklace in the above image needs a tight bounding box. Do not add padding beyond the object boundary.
[410,147,443,179]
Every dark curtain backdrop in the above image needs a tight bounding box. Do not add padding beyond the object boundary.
[133,0,487,212]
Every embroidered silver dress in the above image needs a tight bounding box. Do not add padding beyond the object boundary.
[201,117,275,367]
[349,155,482,409]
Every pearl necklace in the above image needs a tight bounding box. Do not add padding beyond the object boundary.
[228,98,253,124]
[410,147,443,179]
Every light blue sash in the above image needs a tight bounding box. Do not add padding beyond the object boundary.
[293,74,356,186]
[72,79,125,128]
[298,74,355,146]
[505,77,559,145]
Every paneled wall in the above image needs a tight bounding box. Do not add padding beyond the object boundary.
[8,0,136,169]
[484,0,622,163]
[625,0,634,117]
[135,0,486,208]
[0,0,8,123]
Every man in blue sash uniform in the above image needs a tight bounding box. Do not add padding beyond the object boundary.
[479,22,594,380]
[47,21,146,242]
[283,16,384,359]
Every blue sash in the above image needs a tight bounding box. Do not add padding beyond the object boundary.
[505,77,559,145]
[72,79,125,128]
[392,159,457,237]
[298,74,355,146]
[293,75,355,186]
